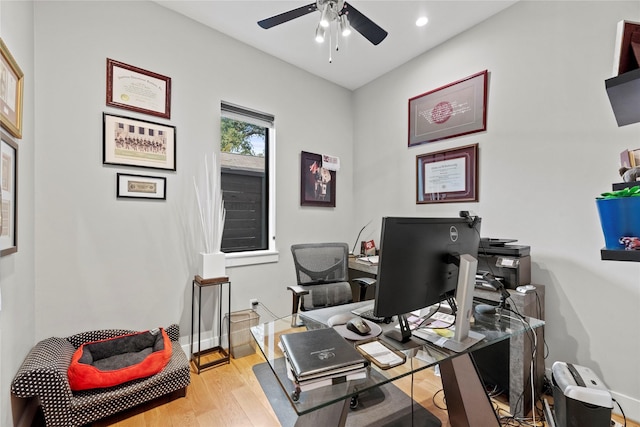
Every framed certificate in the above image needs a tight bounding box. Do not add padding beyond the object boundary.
[106,58,171,119]
[409,71,487,147]
[416,144,478,204]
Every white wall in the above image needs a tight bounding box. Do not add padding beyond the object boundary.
[0,1,36,426]
[33,1,354,340]
[353,0,640,421]
[0,2,36,426]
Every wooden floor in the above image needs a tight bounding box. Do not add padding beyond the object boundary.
[91,352,636,427]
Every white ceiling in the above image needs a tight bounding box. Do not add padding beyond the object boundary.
[153,1,518,90]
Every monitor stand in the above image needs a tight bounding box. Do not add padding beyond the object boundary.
[384,314,412,343]
[413,254,485,353]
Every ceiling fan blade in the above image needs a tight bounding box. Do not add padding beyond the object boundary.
[342,2,388,45]
[258,3,318,29]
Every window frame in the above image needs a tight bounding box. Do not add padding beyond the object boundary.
[220,102,278,267]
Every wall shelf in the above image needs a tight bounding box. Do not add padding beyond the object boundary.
[601,248,640,262]
[605,68,640,126]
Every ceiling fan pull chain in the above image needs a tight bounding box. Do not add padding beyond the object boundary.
[328,25,333,63]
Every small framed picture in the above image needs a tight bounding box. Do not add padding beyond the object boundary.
[117,173,166,200]
[416,143,478,204]
[1,130,18,256]
[300,151,336,207]
[103,113,176,171]
[0,38,24,139]
[106,58,171,119]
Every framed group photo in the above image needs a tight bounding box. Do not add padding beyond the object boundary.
[0,38,24,139]
[416,143,478,204]
[1,131,17,256]
[409,70,487,147]
[106,58,171,119]
[300,151,336,207]
[103,113,176,171]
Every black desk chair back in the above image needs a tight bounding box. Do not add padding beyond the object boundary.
[288,242,375,326]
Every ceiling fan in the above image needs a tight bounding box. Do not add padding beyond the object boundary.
[257,0,388,46]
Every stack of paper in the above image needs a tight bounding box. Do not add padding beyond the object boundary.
[356,255,379,265]
[280,328,369,392]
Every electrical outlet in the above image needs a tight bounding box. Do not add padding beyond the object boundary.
[611,420,623,427]
[250,298,258,309]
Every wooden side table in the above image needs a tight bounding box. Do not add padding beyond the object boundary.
[190,275,231,373]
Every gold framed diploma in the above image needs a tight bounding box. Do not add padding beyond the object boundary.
[0,39,24,139]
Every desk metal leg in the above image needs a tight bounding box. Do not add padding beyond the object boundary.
[440,353,500,427]
[293,396,350,427]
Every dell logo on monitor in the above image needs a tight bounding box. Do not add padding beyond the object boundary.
[450,226,459,242]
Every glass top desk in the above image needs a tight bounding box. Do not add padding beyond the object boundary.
[251,301,544,427]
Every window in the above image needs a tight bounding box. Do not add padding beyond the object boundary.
[220,102,277,265]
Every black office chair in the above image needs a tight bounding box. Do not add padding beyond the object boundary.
[287,242,375,326]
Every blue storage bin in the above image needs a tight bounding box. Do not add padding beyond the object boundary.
[596,197,640,249]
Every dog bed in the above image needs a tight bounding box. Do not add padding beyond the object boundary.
[67,327,171,391]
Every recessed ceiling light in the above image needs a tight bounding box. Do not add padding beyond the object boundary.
[416,16,429,27]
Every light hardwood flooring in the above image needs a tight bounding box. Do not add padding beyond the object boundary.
[90,353,636,427]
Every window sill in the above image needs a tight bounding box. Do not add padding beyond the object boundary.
[225,250,279,268]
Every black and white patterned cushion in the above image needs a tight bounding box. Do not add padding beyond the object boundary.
[11,324,190,426]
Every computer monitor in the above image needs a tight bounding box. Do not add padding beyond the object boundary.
[373,216,483,350]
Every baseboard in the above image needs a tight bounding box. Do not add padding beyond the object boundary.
[180,334,226,359]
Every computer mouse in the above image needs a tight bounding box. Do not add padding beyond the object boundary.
[516,285,536,293]
[346,318,371,336]
[327,313,353,327]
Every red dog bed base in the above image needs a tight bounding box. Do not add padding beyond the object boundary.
[67,327,171,391]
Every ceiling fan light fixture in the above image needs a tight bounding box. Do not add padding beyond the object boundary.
[339,14,351,37]
[315,24,326,43]
[319,3,331,28]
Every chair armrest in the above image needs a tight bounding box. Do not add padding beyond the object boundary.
[352,277,376,287]
[352,277,376,302]
[287,285,310,296]
[11,337,75,401]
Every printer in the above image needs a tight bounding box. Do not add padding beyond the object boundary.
[477,238,531,289]
[551,361,613,427]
